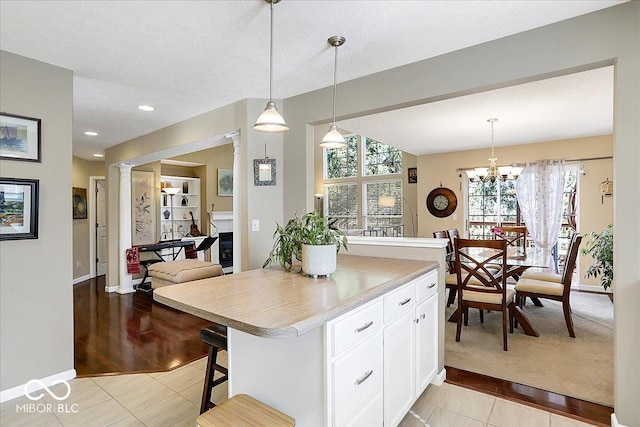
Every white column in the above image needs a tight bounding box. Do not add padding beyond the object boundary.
[118,163,135,294]
[230,132,241,273]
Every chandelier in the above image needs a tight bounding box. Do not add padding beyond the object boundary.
[465,118,523,182]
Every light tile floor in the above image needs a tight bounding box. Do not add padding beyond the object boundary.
[1,355,597,427]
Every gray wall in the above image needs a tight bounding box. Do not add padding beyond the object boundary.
[282,4,639,425]
[0,51,74,390]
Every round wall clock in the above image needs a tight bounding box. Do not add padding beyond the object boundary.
[426,187,457,218]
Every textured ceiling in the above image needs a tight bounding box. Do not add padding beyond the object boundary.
[0,0,624,160]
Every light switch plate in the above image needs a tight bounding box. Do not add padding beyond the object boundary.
[252,219,260,232]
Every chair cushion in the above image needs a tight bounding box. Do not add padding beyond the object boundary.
[149,260,223,287]
[520,270,562,283]
[462,286,516,304]
[445,273,500,287]
[514,278,564,296]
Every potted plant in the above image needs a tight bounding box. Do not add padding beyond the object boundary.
[581,223,613,291]
[263,211,347,277]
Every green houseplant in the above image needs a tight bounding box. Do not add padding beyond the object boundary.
[581,223,613,291]
[263,211,348,275]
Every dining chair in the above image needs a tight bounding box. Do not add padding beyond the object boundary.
[514,233,582,337]
[494,225,528,249]
[446,228,460,250]
[434,231,457,306]
[454,238,515,351]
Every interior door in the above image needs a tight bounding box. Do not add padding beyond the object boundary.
[96,179,107,276]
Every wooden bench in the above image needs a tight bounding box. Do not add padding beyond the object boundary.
[196,394,295,427]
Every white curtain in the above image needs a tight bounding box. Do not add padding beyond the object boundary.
[515,160,565,267]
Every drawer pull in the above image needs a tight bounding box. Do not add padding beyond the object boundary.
[354,321,374,333]
[421,313,426,319]
[399,297,412,306]
[428,282,436,289]
[354,369,373,386]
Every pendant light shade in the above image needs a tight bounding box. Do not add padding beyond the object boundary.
[253,0,288,133]
[320,36,346,149]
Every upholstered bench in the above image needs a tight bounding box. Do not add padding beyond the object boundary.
[196,394,295,427]
[148,260,223,288]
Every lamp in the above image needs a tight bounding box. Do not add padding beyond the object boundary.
[314,193,324,217]
[162,187,180,258]
[253,0,288,133]
[378,195,416,238]
[320,36,347,149]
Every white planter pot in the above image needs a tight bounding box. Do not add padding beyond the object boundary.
[302,244,337,278]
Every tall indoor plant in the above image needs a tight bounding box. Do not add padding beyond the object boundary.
[263,211,347,277]
[581,223,613,291]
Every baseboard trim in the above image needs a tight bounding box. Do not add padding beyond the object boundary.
[578,283,612,293]
[431,368,447,386]
[104,285,119,293]
[72,274,91,285]
[611,413,627,427]
[0,369,76,403]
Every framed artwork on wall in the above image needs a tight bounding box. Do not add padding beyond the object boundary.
[408,167,417,184]
[218,169,233,196]
[0,177,39,240]
[72,187,88,219]
[131,170,156,245]
[0,113,42,162]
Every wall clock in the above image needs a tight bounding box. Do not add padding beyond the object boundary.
[426,187,457,218]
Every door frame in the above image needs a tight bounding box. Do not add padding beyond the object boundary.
[89,175,106,279]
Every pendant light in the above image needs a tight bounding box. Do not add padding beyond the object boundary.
[481,118,499,182]
[253,0,289,133]
[320,36,347,149]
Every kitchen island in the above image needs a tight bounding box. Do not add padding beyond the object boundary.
[154,254,441,426]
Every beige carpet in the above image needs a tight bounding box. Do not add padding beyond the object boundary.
[445,291,614,406]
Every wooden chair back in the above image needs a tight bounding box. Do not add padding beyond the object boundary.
[495,226,528,248]
[560,233,582,292]
[454,238,507,295]
[434,230,453,271]
[446,228,460,253]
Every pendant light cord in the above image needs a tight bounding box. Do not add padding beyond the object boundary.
[269,1,274,102]
[332,44,338,125]
[490,120,495,158]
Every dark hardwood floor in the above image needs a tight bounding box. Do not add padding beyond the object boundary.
[446,366,613,426]
[74,276,210,377]
[73,276,612,425]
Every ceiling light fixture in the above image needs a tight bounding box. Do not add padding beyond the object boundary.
[84,131,98,136]
[253,0,288,133]
[320,36,347,149]
[138,105,155,112]
[481,118,500,182]
[93,153,104,158]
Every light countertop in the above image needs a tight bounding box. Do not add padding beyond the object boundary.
[153,254,438,338]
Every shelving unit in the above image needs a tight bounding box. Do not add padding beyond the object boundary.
[160,175,201,241]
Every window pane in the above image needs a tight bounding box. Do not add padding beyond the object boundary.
[364,180,403,236]
[364,137,403,176]
[326,136,358,179]
[325,183,358,230]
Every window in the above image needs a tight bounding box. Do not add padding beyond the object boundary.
[324,183,358,230]
[325,135,358,179]
[364,180,403,235]
[364,137,403,176]
[468,178,520,239]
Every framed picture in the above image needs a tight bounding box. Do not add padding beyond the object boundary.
[218,169,233,196]
[0,177,39,240]
[408,167,417,184]
[72,187,88,219]
[131,171,156,245]
[253,158,276,186]
[0,113,42,162]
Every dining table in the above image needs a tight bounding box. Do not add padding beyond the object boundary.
[447,245,551,337]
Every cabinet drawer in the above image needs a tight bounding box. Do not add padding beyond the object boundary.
[384,283,416,323]
[344,392,382,427]
[416,270,438,302]
[331,300,382,357]
[333,333,383,427]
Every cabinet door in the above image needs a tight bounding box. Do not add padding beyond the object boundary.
[383,310,415,427]
[415,293,438,397]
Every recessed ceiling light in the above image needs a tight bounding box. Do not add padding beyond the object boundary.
[93,153,104,158]
[84,131,98,136]
[138,105,155,112]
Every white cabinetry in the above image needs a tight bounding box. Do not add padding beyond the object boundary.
[326,268,439,427]
[159,175,200,241]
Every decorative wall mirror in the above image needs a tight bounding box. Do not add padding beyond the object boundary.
[253,158,276,186]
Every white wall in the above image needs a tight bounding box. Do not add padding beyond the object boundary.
[0,51,74,391]
[282,3,639,425]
